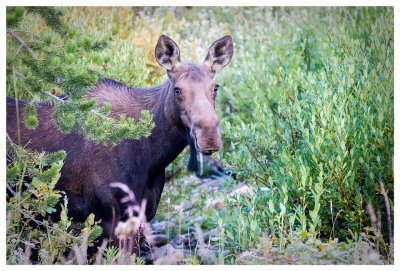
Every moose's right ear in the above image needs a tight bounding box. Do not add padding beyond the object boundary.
[204,35,234,71]
[155,35,181,71]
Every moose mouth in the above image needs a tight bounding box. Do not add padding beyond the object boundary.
[192,134,219,156]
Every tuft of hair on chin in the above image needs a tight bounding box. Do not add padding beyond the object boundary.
[187,136,199,172]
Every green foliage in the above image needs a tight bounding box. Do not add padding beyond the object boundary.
[25,6,67,36]
[6,7,25,28]
[155,6,393,264]
[7,6,154,146]
[23,103,38,129]
[6,140,102,264]
[213,6,393,261]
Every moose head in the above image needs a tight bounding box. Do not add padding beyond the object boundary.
[155,35,234,155]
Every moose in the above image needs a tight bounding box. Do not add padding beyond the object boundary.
[6,35,234,246]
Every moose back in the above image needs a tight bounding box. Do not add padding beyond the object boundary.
[6,35,234,240]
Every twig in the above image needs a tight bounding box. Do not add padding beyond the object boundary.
[42,90,65,103]
[244,141,269,176]
[94,239,108,264]
[286,111,296,154]
[22,86,35,99]
[6,229,36,248]
[6,183,17,196]
[12,30,41,39]
[12,206,78,240]
[14,40,44,59]
[12,65,21,145]
[14,70,65,103]
[348,228,356,240]
[7,28,38,60]
[14,70,26,80]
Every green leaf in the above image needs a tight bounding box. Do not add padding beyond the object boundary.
[89,225,103,241]
[269,199,274,214]
[250,220,257,232]
[60,209,68,221]
[226,230,234,241]
[87,213,95,226]
[300,231,308,239]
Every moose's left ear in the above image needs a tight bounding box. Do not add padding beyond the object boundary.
[204,35,234,71]
[155,35,181,71]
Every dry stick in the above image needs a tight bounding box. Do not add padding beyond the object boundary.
[6,132,40,166]
[286,111,296,153]
[7,29,38,60]
[379,180,393,258]
[8,179,74,240]
[22,86,35,99]
[244,141,269,186]
[14,70,26,80]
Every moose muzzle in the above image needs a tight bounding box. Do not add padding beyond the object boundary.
[191,116,222,155]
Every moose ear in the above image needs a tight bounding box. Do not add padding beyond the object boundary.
[155,35,181,71]
[204,35,234,71]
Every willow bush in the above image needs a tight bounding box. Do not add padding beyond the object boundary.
[214,7,393,261]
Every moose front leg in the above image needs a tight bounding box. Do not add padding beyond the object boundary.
[143,171,166,223]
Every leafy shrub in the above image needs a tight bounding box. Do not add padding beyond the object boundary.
[6,139,103,264]
[214,7,393,261]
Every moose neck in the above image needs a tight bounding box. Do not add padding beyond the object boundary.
[146,80,189,172]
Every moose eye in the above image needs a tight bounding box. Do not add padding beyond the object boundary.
[214,84,220,92]
[174,87,181,94]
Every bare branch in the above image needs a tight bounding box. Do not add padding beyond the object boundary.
[14,40,44,59]
[42,90,65,103]
[14,70,26,80]
[6,183,16,197]
[12,30,41,39]
[7,28,38,60]
[22,86,35,99]
[12,206,78,240]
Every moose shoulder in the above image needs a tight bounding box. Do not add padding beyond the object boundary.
[6,35,234,241]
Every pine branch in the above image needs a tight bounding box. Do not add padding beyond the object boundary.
[14,70,65,103]
[25,7,67,36]
[7,28,38,60]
